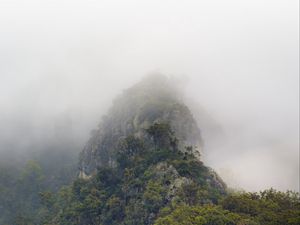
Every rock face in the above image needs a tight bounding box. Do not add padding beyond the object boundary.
[79,74,202,177]
[60,74,228,225]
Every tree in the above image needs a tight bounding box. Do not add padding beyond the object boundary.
[146,123,174,149]
[155,205,247,225]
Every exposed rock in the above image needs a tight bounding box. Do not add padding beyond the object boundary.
[79,74,202,176]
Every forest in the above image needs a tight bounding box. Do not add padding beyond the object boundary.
[0,122,299,225]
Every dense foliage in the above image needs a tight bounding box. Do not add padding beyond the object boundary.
[0,150,78,225]
[155,189,300,225]
[1,74,299,224]
[0,122,299,225]
[37,123,226,224]
[1,122,297,225]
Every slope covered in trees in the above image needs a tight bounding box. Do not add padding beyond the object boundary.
[0,75,299,225]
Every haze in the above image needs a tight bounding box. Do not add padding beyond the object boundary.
[0,0,298,191]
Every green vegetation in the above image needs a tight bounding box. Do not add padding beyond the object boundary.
[35,123,227,224]
[0,75,299,224]
[1,122,297,225]
[0,151,78,225]
[155,189,300,225]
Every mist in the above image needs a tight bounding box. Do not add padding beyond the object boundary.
[0,0,298,192]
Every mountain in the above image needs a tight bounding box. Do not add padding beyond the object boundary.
[44,74,298,225]
[2,74,299,225]
[62,74,227,224]
[79,74,203,177]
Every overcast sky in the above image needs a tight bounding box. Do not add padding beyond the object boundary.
[0,0,298,191]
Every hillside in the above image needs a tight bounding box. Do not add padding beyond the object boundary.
[45,75,298,225]
[54,74,224,224]
[79,74,202,177]
[0,75,299,225]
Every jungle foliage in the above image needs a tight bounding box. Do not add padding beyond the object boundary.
[0,122,299,225]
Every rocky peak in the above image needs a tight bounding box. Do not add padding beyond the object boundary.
[79,74,202,176]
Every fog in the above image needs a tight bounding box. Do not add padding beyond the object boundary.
[0,0,298,191]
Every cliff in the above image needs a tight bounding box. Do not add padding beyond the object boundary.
[79,74,203,177]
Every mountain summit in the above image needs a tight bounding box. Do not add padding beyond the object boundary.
[67,74,227,224]
[79,74,203,177]
[14,74,297,225]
